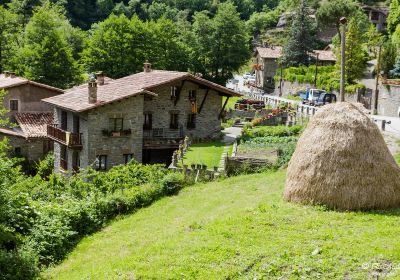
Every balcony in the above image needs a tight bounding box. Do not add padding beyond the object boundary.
[143,128,183,139]
[143,128,184,149]
[47,124,83,149]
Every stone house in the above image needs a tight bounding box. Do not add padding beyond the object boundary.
[43,64,240,173]
[254,46,336,93]
[362,5,388,32]
[0,72,63,162]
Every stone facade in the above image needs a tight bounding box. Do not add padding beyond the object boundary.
[53,81,224,173]
[255,54,279,93]
[144,81,222,140]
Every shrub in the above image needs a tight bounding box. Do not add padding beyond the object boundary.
[243,125,304,138]
[162,172,185,195]
[0,248,38,280]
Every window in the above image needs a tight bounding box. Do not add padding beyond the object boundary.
[187,114,196,129]
[73,115,80,134]
[109,118,123,132]
[61,110,68,130]
[96,155,107,171]
[143,113,152,130]
[60,146,68,171]
[170,86,178,99]
[124,154,134,164]
[9,100,18,111]
[170,113,179,129]
[188,90,197,102]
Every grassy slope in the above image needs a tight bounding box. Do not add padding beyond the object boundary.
[46,171,400,279]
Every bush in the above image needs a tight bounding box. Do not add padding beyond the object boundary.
[162,172,185,195]
[0,248,38,280]
[243,125,304,138]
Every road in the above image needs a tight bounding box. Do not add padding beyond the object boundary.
[226,74,263,95]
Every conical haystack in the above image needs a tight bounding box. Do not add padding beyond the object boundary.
[284,102,400,210]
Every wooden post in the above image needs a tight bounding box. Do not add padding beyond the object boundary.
[372,44,382,115]
[339,17,347,102]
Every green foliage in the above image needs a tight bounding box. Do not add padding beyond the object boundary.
[16,2,83,89]
[246,9,279,36]
[243,125,303,138]
[390,58,400,78]
[335,18,368,84]
[190,2,251,85]
[316,0,359,35]
[387,0,400,36]
[0,6,20,73]
[380,41,397,77]
[35,153,54,179]
[281,0,316,67]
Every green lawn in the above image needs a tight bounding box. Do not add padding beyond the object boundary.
[46,171,400,279]
[181,141,231,168]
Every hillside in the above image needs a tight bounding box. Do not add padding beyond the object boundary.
[46,171,400,279]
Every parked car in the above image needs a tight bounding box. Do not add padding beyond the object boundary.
[305,89,327,105]
[315,93,337,106]
[295,90,307,103]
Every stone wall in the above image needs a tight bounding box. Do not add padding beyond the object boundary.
[377,84,400,117]
[144,81,222,140]
[0,133,49,162]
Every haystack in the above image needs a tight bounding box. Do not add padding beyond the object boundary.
[284,102,400,210]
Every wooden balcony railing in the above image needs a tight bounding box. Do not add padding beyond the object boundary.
[143,128,184,139]
[47,125,83,149]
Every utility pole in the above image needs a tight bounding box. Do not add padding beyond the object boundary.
[314,53,319,87]
[339,17,347,102]
[372,44,382,115]
[279,66,283,97]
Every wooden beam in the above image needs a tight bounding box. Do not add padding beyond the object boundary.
[198,89,209,114]
[219,96,230,120]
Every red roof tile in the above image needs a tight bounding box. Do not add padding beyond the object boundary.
[15,113,54,138]
[43,70,240,112]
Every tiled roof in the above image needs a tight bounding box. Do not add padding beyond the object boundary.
[256,46,283,59]
[15,113,54,138]
[313,50,336,62]
[256,46,336,61]
[0,74,64,92]
[43,70,241,112]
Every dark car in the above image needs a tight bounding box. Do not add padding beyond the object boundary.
[315,93,337,106]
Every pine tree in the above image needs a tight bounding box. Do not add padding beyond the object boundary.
[281,0,316,67]
[336,18,367,83]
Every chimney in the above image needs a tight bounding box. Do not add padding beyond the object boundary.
[4,71,10,78]
[143,62,152,73]
[96,71,105,86]
[88,79,97,104]
[9,71,16,78]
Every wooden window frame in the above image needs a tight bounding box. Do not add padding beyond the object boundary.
[143,113,152,130]
[124,154,134,164]
[96,155,107,171]
[188,90,197,102]
[109,118,124,132]
[187,113,196,129]
[170,113,179,129]
[9,99,18,111]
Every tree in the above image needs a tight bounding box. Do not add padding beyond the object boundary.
[246,10,279,37]
[387,0,400,36]
[83,14,146,78]
[365,24,384,57]
[336,18,367,83]
[316,0,359,37]
[380,41,397,77]
[8,0,41,26]
[16,2,82,89]
[191,2,250,84]
[281,0,315,67]
[145,18,190,71]
[390,59,400,78]
[0,6,21,73]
